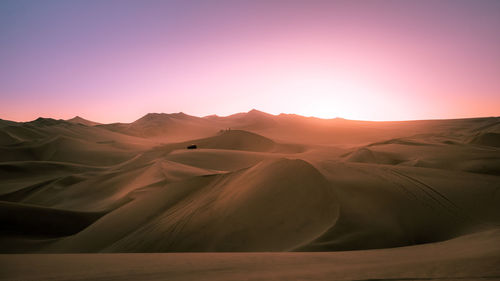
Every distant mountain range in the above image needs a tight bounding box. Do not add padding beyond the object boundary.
[1,109,499,145]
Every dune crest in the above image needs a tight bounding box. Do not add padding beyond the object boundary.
[103,158,339,252]
[0,112,499,254]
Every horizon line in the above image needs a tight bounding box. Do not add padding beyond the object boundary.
[2,109,499,124]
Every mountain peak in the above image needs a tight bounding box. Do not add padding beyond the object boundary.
[248,108,264,114]
[28,117,66,126]
[135,112,198,124]
[67,116,101,126]
[247,109,272,116]
[135,113,168,123]
[169,112,193,119]
[203,114,220,119]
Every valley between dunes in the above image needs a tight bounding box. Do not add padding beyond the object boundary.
[1,110,499,280]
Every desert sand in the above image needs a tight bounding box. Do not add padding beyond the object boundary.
[1,110,499,280]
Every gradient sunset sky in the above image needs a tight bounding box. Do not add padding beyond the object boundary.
[1,0,499,122]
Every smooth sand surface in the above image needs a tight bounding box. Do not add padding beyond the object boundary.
[1,111,499,279]
[1,228,499,280]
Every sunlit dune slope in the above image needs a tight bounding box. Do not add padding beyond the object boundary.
[0,112,499,254]
[102,158,338,252]
[298,163,500,251]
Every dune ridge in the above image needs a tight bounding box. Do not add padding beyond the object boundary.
[0,111,499,254]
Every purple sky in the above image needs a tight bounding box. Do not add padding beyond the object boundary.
[1,0,499,122]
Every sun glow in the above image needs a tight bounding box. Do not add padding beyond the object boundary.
[259,70,393,120]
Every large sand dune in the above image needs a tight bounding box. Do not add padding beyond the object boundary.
[0,110,499,279]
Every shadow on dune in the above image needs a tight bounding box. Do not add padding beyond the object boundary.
[0,113,499,254]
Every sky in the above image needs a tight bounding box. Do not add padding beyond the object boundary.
[1,0,499,122]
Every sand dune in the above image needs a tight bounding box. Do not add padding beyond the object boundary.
[159,129,305,154]
[99,158,338,252]
[164,149,278,171]
[0,201,103,237]
[0,161,104,197]
[2,228,499,281]
[190,129,276,151]
[0,117,157,149]
[0,112,499,260]
[298,163,500,251]
[0,135,136,165]
[468,132,500,147]
[342,136,500,175]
